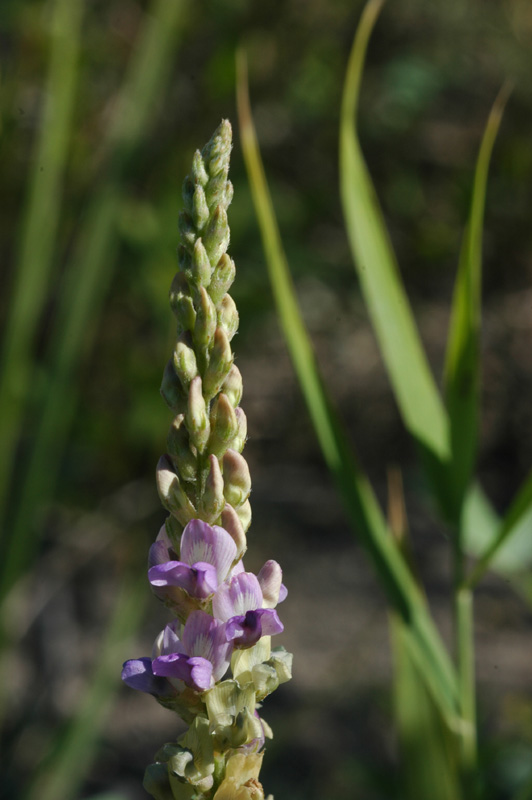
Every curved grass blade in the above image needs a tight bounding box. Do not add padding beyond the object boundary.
[444,85,510,523]
[0,0,83,530]
[237,50,459,723]
[339,0,450,471]
[0,0,186,603]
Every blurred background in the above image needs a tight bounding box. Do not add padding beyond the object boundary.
[1,0,532,798]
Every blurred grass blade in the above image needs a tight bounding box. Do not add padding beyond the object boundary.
[339,0,450,468]
[0,0,83,527]
[0,0,186,602]
[466,469,532,587]
[444,86,510,520]
[26,572,146,800]
[391,615,462,800]
[237,50,459,722]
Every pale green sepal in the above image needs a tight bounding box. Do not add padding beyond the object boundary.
[167,415,197,483]
[175,716,215,790]
[190,239,212,287]
[247,648,293,701]
[236,499,252,533]
[173,335,198,388]
[204,680,261,750]
[218,294,239,341]
[192,185,209,231]
[161,359,188,413]
[207,393,238,459]
[186,376,210,453]
[194,287,217,350]
[156,455,197,525]
[208,254,236,306]
[203,328,233,400]
[232,637,271,684]
[143,762,175,800]
[203,206,230,267]
[221,364,243,408]
[199,454,225,523]
[192,149,208,187]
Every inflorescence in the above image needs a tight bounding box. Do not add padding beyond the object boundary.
[122,121,292,800]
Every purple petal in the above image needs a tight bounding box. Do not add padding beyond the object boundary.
[121,658,173,697]
[180,519,237,584]
[225,609,283,648]
[257,560,284,608]
[181,610,231,681]
[148,560,218,599]
[279,583,288,603]
[153,653,214,692]
[212,572,263,622]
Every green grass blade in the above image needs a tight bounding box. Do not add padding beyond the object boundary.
[466,469,532,587]
[0,0,83,527]
[339,0,450,467]
[25,572,146,800]
[0,0,186,602]
[444,86,510,521]
[237,50,459,723]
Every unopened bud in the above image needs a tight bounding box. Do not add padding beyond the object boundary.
[207,393,238,458]
[257,560,283,608]
[203,206,229,267]
[208,254,236,306]
[222,449,251,508]
[167,415,197,482]
[232,407,247,452]
[202,120,232,174]
[165,514,183,550]
[221,364,243,408]
[192,184,209,231]
[236,499,252,533]
[218,293,239,341]
[169,273,196,331]
[194,286,217,350]
[173,334,198,388]
[178,211,196,249]
[192,149,208,186]
[205,169,229,209]
[199,454,225,523]
[203,327,233,400]
[186,376,210,452]
[189,238,211,287]
[220,503,247,559]
[156,455,196,526]
[160,359,187,412]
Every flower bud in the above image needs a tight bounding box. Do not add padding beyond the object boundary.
[222,449,251,508]
[194,286,217,350]
[221,364,243,408]
[218,293,239,341]
[224,180,234,209]
[178,211,196,249]
[236,499,252,533]
[220,503,247,558]
[189,237,211,287]
[186,376,210,453]
[232,407,247,452]
[203,205,229,267]
[203,327,233,400]
[205,170,229,209]
[156,455,196,526]
[173,334,198,388]
[192,149,208,186]
[192,184,209,231]
[257,561,283,608]
[169,272,196,331]
[160,359,187,412]
[167,415,197,482]
[199,454,225,523]
[208,253,236,306]
[207,393,238,458]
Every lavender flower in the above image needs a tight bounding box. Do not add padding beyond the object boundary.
[122,121,292,800]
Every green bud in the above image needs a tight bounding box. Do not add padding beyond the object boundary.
[205,169,229,209]
[218,293,239,341]
[199,454,225,524]
[220,503,247,559]
[236,498,252,533]
[192,184,209,231]
[169,273,196,332]
[202,119,232,175]
[186,376,210,453]
[178,211,196,250]
[165,514,183,550]
[232,407,247,452]
[182,176,195,214]
[208,253,236,306]
[167,415,197,483]
[224,180,234,208]
[203,206,229,267]
[221,363,243,408]
[250,649,293,702]
[173,334,198,389]
[188,238,211,287]
[194,286,217,350]
[160,359,187,413]
[192,149,208,187]
[207,393,238,459]
[222,449,251,508]
[156,455,196,525]
[203,327,233,400]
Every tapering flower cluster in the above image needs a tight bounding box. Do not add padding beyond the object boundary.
[122,122,292,800]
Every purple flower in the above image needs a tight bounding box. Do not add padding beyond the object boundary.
[121,657,175,698]
[213,572,283,648]
[152,610,231,692]
[148,519,237,600]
